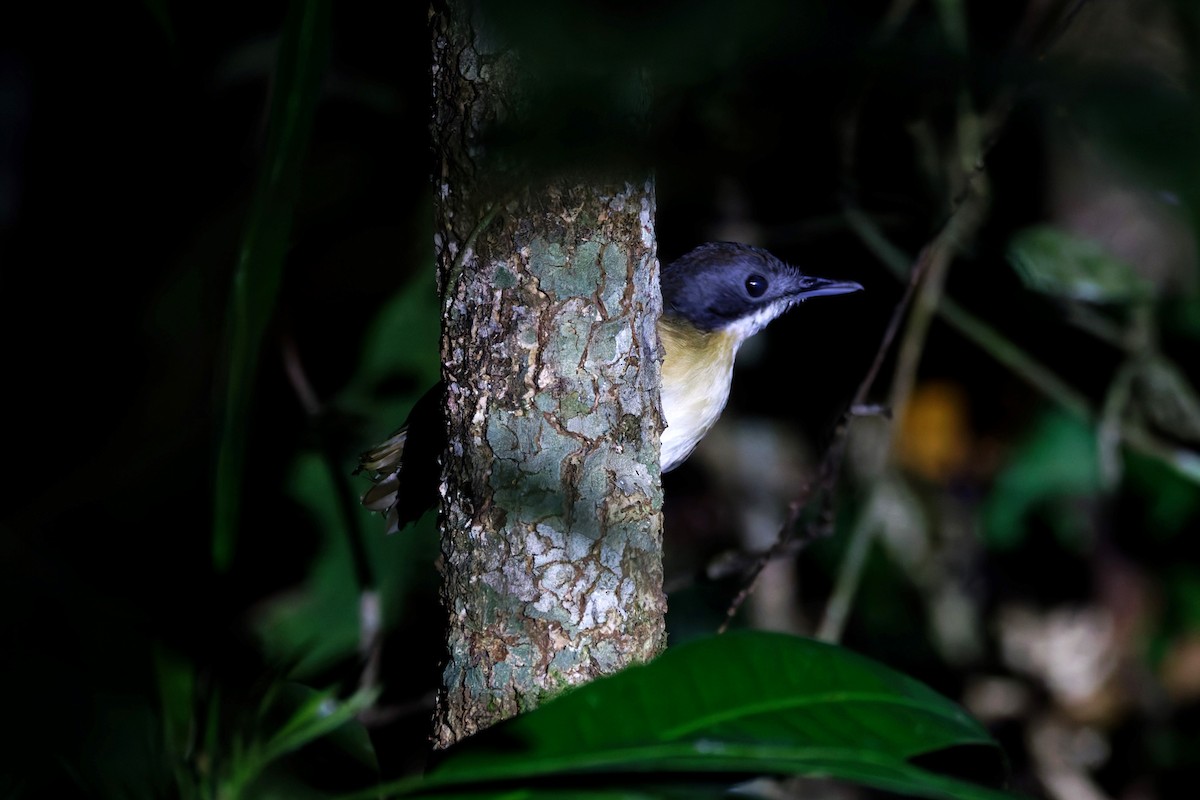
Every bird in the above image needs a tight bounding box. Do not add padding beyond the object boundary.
[356,241,863,533]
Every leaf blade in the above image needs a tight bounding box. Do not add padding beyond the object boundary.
[212,0,331,572]
[375,632,1019,800]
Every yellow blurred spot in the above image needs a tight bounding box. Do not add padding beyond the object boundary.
[897,380,972,483]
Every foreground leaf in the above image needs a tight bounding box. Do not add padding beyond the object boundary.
[360,631,1018,800]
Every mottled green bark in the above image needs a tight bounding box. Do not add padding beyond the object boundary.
[430,1,666,748]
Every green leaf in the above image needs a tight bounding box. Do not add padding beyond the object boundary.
[349,273,443,392]
[212,0,331,572]
[982,409,1102,550]
[338,271,443,443]
[256,453,366,676]
[1134,356,1200,445]
[1007,225,1151,304]
[261,685,380,766]
[153,647,196,768]
[255,450,438,678]
[254,274,441,680]
[362,632,1017,800]
[214,683,379,799]
[1124,450,1200,539]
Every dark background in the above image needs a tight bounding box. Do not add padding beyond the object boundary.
[4,1,1200,797]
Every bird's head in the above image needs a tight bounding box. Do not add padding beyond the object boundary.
[661,242,863,340]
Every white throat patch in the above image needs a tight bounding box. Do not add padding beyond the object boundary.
[721,299,795,343]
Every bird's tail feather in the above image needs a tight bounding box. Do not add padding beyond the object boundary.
[354,383,445,534]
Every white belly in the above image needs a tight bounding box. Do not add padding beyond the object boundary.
[658,324,739,472]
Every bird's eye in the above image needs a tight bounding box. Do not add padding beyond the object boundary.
[745,274,768,298]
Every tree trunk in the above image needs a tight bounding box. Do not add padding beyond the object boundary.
[430,1,667,748]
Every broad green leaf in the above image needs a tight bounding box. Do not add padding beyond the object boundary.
[255,451,438,678]
[348,272,442,391]
[982,409,1102,550]
[338,270,443,447]
[256,453,366,676]
[1007,225,1151,304]
[362,632,1017,800]
[1124,450,1200,539]
[212,0,331,572]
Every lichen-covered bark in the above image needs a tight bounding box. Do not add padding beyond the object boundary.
[430,1,666,748]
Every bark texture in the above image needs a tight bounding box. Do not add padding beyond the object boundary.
[430,1,667,748]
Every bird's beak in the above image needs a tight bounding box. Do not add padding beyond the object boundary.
[793,276,864,300]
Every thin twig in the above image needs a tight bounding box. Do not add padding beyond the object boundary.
[717,0,1083,631]
[717,239,935,633]
[816,491,879,643]
[811,0,990,643]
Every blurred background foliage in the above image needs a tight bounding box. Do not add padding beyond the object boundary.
[3,0,1200,797]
